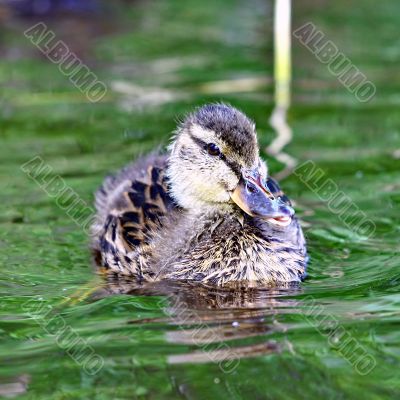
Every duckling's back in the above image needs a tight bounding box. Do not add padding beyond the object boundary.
[91,153,177,278]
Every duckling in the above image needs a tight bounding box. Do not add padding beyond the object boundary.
[91,104,307,286]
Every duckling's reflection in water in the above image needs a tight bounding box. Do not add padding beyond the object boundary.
[98,275,303,365]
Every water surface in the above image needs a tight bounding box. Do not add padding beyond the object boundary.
[0,0,399,398]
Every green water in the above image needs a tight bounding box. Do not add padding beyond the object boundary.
[1,0,399,398]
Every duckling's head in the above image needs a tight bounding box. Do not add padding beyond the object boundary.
[167,103,294,226]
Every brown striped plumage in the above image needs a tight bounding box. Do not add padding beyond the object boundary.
[92,104,308,286]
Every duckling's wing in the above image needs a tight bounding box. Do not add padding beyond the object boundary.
[119,165,174,251]
[92,153,177,278]
[265,177,292,205]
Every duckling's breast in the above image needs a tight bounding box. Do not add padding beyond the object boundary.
[156,213,307,286]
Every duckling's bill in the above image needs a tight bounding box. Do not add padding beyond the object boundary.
[230,171,294,227]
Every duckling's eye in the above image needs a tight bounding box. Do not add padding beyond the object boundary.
[206,143,221,156]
